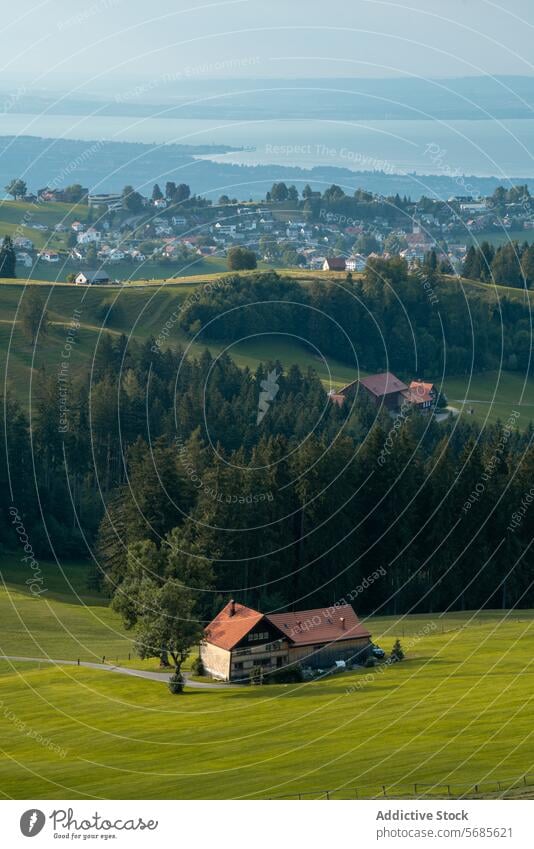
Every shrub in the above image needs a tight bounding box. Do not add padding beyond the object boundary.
[266,663,303,684]
[168,671,184,694]
[249,665,263,685]
[391,639,405,662]
[190,656,205,676]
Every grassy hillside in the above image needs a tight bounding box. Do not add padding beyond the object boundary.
[0,611,532,799]
[0,556,132,663]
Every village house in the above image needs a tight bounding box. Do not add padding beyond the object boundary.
[201,600,372,681]
[88,192,123,210]
[329,373,440,414]
[74,270,110,285]
[38,249,60,263]
[213,223,237,237]
[77,228,101,245]
[346,253,367,272]
[13,236,34,251]
[332,372,409,411]
[323,257,346,271]
[402,380,438,412]
[16,252,33,268]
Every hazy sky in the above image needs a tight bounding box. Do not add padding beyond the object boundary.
[3,0,534,89]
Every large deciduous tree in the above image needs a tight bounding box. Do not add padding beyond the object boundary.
[21,286,48,345]
[5,178,27,200]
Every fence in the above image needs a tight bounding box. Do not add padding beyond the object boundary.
[267,772,534,800]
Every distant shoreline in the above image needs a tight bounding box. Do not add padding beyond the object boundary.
[1,132,534,200]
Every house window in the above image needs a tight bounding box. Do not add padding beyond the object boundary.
[247,631,269,642]
[234,662,244,671]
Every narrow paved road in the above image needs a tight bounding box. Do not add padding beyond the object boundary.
[0,655,234,690]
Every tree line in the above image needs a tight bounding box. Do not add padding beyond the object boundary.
[177,264,533,376]
[463,240,534,289]
[2,331,533,643]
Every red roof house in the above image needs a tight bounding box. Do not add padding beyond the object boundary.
[402,380,438,411]
[201,601,372,681]
[330,371,408,411]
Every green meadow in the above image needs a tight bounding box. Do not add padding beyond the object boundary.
[0,557,132,663]
[0,558,533,800]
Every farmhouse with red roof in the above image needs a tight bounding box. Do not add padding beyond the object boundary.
[201,600,372,681]
[331,371,408,411]
[330,373,439,414]
[402,380,438,411]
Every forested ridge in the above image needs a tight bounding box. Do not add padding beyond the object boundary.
[2,269,533,619]
[177,264,534,376]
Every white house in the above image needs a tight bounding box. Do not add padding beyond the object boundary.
[108,249,125,262]
[75,270,110,285]
[16,252,33,267]
[77,228,101,245]
[213,223,237,236]
[13,237,34,251]
[38,250,60,263]
[346,254,367,272]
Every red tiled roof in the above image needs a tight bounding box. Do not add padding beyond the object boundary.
[204,601,264,650]
[402,388,433,405]
[359,372,408,398]
[267,604,371,647]
[410,380,435,394]
[404,380,436,405]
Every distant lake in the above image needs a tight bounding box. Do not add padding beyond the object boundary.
[2,113,534,178]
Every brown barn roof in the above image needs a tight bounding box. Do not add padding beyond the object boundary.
[267,605,371,647]
[204,601,264,650]
[325,257,346,271]
[359,372,408,398]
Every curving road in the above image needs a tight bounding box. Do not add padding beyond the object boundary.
[0,655,235,689]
